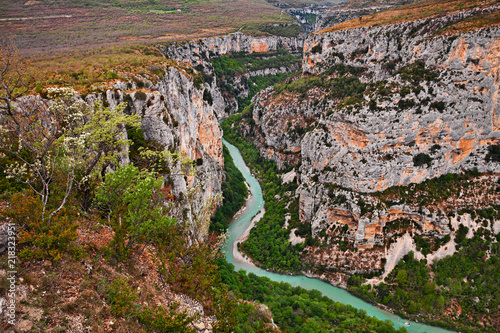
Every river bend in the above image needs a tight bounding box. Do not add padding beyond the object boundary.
[222,139,453,333]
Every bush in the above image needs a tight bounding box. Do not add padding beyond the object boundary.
[430,101,446,112]
[107,277,138,317]
[311,43,322,54]
[203,89,213,105]
[3,190,80,262]
[413,153,432,167]
[135,90,147,101]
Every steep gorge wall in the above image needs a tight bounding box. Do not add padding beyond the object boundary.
[315,0,417,31]
[159,32,304,116]
[238,6,500,280]
[301,6,500,193]
[161,32,304,65]
[89,63,225,239]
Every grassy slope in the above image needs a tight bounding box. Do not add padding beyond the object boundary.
[316,0,500,34]
[0,0,321,55]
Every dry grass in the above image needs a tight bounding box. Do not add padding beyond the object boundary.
[316,0,500,34]
[0,0,309,55]
[24,44,189,93]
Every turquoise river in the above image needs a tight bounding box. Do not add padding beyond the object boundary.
[222,139,454,333]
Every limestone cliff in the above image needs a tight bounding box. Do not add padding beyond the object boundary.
[161,32,304,65]
[87,62,225,240]
[159,32,304,116]
[302,5,500,192]
[236,4,500,281]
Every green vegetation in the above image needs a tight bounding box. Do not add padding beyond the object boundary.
[240,73,293,111]
[304,13,317,25]
[274,63,366,104]
[211,48,300,112]
[485,144,500,162]
[375,169,484,207]
[242,23,301,37]
[222,113,304,273]
[311,43,323,54]
[396,60,438,85]
[350,228,500,333]
[412,153,432,167]
[211,146,249,233]
[212,49,301,77]
[0,50,240,330]
[219,260,408,333]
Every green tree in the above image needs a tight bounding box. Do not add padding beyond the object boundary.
[74,100,140,210]
[396,270,408,285]
[94,163,176,259]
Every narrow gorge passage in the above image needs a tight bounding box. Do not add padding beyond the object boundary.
[223,139,454,333]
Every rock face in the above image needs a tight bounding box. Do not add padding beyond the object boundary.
[302,7,500,193]
[161,32,304,65]
[92,62,225,240]
[159,32,304,116]
[286,4,330,33]
[237,4,500,280]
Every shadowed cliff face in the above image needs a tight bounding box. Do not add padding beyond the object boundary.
[86,63,225,239]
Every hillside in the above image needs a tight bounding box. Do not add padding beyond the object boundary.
[0,0,322,55]
[315,0,418,30]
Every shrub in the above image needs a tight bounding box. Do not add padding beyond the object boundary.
[485,144,500,162]
[106,71,119,79]
[107,277,138,317]
[203,89,213,105]
[137,304,196,333]
[135,91,147,101]
[413,153,432,167]
[430,101,446,112]
[3,190,80,262]
[311,44,322,54]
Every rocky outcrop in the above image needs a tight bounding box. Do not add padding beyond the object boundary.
[160,32,304,66]
[158,32,304,117]
[301,6,500,193]
[286,4,329,33]
[88,63,225,239]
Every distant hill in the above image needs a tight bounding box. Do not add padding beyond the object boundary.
[315,0,418,30]
[0,0,322,55]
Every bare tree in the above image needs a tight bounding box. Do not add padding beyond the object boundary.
[0,40,32,119]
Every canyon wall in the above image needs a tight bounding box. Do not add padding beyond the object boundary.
[160,32,304,65]
[237,4,500,280]
[88,63,225,240]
